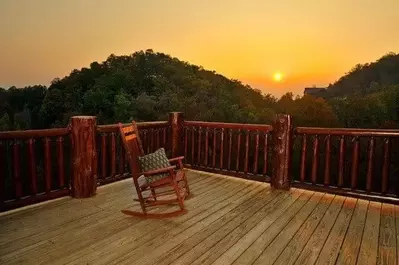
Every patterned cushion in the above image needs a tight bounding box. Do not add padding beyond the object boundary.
[138,148,171,183]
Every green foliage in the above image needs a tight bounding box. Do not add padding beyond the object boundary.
[0,50,398,131]
[325,52,399,98]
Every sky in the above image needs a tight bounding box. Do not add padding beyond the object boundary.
[0,0,398,97]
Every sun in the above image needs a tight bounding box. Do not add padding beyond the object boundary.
[273,72,283,82]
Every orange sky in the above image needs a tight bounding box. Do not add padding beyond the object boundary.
[1,0,398,97]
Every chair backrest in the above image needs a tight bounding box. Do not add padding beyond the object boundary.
[118,121,145,179]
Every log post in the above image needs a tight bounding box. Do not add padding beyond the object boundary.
[271,114,293,190]
[70,116,98,198]
[168,112,184,158]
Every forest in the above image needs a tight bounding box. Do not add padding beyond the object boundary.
[0,49,398,131]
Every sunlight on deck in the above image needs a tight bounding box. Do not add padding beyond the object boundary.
[0,170,398,265]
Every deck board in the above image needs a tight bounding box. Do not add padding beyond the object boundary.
[0,170,398,265]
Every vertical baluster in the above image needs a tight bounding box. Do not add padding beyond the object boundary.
[101,134,107,178]
[56,137,65,188]
[228,129,232,171]
[191,127,195,164]
[163,127,167,147]
[263,133,269,176]
[12,141,22,198]
[184,127,188,160]
[300,134,307,183]
[253,131,260,175]
[110,133,116,177]
[43,137,52,193]
[244,130,250,176]
[144,130,150,154]
[119,139,125,174]
[381,137,391,194]
[212,129,216,168]
[197,127,202,166]
[220,128,224,169]
[150,129,155,152]
[156,129,160,150]
[311,135,319,184]
[338,136,345,187]
[204,128,209,167]
[27,139,37,195]
[0,142,4,202]
[366,137,375,192]
[324,135,331,186]
[350,136,360,190]
[236,130,241,172]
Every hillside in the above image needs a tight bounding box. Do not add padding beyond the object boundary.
[1,50,397,131]
[1,50,280,129]
[325,52,399,98]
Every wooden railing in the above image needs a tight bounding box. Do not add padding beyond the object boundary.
[183,121,273,182]
[0,128,71,211]
[1,112,399,212]
[293,127,399,203]
[96,121,171,184]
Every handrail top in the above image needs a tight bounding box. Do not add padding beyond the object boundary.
[295,126,399,137]
[97,121,169,133]
[184,120,273,131]
[0,127,70,140]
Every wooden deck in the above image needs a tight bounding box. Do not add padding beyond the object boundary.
[0,170,398,265]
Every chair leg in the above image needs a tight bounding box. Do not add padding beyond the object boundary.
[172,179,185,210]
[135,188,147,214]
[151,188,157,201]
[183,172,190,197]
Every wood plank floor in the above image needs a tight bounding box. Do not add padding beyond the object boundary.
[0,170,398,265]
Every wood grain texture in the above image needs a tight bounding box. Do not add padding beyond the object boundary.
[253,192,323,265]
[294,195,345,265]
[70,116,97,198]
[0,170,398,265]
[335,199,369,265]
[356,201,381,265]
[378,203,396,265]
[273,194,335,265]
[271,114,292,190]
[232,191,314,265]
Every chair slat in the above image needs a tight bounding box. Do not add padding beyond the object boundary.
[125,134,137,141]
[122,126,134,134]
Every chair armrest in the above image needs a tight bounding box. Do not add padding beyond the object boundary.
[142,166,176,177]
[168,156,184,169]
[168,156,184,163]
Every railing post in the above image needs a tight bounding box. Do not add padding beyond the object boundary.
[271,114,293,190]
[70,116,98,198]
[168,112,184,158]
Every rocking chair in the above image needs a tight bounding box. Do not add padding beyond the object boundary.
[118,121,190,218]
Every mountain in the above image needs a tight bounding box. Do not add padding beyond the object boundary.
[37,49,278,128]
[325,52,399,98]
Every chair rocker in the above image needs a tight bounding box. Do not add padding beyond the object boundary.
[118,121,190,218]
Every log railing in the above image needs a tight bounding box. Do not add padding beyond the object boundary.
[1,112,399,212]
[0,128,71,211]
[293,127,399,203]
[183,121,273,182]
[96,121,171,185]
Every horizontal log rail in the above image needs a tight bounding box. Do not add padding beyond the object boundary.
[184,121,273,131]
[293,126,399,204]
[183,121,273,182]
[97,121,169,133]
[296,127,399,137]
[0,127,71,212]
[0,128,70,140]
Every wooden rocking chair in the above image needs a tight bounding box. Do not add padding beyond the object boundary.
[118,121,190,218]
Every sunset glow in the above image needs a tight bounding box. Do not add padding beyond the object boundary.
[0,0,398,97]
[273,72,283,82]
